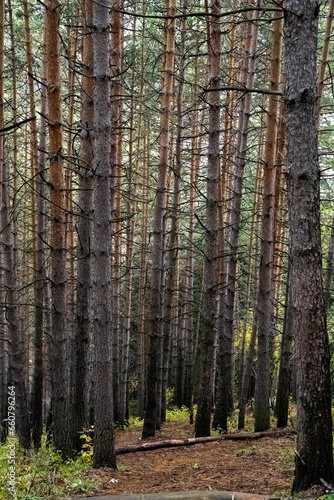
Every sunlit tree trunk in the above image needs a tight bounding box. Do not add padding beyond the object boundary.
[65,15,79,403]
[45,0,70,457]
[254,5,283,432]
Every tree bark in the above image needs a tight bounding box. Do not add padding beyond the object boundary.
[110,0,123,424]
[254,5,283,433]
[2,107,31,452]
[46,0,70,457]
[195,0,221,438]
[137,131,150,419]
[30,9,47,450]
[275,270,293,429]
[92,0,117,468]
[142,0,176,439]
[284,0,334,491]
[214,1,259,432]
[70,0,94,453]
[162,2,187,419]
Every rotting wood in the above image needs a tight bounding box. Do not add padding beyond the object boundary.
[115,429,295,455]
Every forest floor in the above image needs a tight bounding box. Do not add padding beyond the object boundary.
[83,419,313,499]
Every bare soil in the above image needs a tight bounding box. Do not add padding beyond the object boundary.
[85,421,301,498]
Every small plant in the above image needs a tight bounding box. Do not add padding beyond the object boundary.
[128,416,143,427]
[280,450,294,462]
[69,478,96,493]
[190,462,201,470]
[317,495,334,500]
[236,444,264,457]
[166,387,175,408]
[275,450,295,474]
[78,427,94,464]
[117,463,128,472]
[166,406,191,421]
[236,447,256,457]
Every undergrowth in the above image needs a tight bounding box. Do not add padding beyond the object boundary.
[0,438,98,500]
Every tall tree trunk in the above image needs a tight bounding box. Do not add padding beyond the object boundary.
[137,131,150,419]
[0,0,6,445]
[183,96,202,417]
[273,117,292,430]
[142,0,176,439]
[70,0,94,452]
[1,121,31,450]
[162,3,187,421]
[284,0,334,491]
[110,0,123,424]
[195,0,221,438]
[254,5,283,432]
[46,0,70,457]
[65,17,78,406]
[237,156,262,430]
[136,19,149,419]
[120,17,137,424]
[92,0,116,468]
[213,1,259,432]
[275,268,293,428]
[30,12,47,450]
[2,0,30,450]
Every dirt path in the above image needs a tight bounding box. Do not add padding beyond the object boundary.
[83,421,297,498]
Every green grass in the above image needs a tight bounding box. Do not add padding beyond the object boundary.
[274,450,295,475]
[236,443,266,457]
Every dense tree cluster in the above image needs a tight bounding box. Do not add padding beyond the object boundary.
[0,0,334,492]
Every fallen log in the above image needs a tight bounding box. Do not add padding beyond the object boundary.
[82,490,275,500]
[115,429,295,455]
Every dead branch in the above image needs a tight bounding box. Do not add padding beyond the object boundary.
[115,429,295,456]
